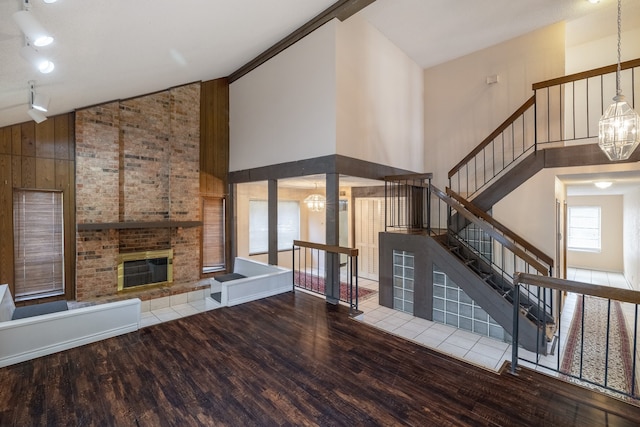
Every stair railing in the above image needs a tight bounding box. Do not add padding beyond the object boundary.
[449,58,640,201]
[448,96,536,200]
[511,272,640,402]
[429,185,554,345]
[446,187,553,276]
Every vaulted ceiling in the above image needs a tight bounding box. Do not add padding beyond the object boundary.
[0,0,620,128]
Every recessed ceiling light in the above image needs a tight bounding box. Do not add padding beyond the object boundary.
[587,0,600,4]
[594,181,612,189]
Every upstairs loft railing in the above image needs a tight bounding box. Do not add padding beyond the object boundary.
[449,58,640,200]
[384,173,432,232]
[511,273,640,402]
[292,240,359,313]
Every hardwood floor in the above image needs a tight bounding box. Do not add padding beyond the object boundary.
[1,291,639,426]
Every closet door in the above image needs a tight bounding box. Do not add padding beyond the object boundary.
[355,197,384,280]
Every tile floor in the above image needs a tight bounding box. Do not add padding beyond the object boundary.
[139,268,634,375]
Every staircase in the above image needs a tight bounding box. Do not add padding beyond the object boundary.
[383,58,640,353]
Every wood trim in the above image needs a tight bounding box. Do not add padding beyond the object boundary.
[77,221,202,231]
[533,58,640,90]
[228,0,377,83]
[430,186,549,275]
[446,187,554,268]
[293,240,358,257]
[515,272,640,305]
[448,96,535,178]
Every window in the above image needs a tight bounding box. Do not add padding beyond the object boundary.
[249,200,300,254]
[202,197,225,273]
[568,206,601,252]
[13,189,65,300]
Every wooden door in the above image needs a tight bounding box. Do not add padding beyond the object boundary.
[355,197,384,280]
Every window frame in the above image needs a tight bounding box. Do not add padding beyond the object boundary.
[567,205,601,253]
[248,199,300,255]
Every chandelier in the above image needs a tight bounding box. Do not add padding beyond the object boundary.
[304,193,326,212]
[597,0,640,161]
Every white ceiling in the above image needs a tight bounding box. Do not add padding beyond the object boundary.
[0,0,616,128]
[561,170,640,196]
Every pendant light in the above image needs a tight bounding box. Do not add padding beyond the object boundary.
[597,0,640,161]
[304,183,326,212]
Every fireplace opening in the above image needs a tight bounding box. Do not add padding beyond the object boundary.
[118,249,173,291]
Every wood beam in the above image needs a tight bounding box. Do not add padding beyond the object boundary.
[228,0,377,83]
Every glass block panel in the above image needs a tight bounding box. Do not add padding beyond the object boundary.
[433,297,444,310]
[445,288,458,300]
[445,300,458,314]
[404,279,414,290]
[445,313,458,326]
[460,303,472,318]
[474,322,488,335]
[489,325,504,340]
[459,317,473,331]
[433,284,445,297]
[404,302,414,314]
[473,307,488,321]
[433,310,445,323]
[433,271,446,285]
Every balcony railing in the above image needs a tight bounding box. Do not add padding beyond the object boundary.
[292,240,359,313]
[511,273,640,402]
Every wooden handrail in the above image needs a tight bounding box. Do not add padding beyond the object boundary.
[293,240,358,257]
[430,186,549,276]
[514,272,640,305]
[533,58,640,90]
[384,173,433,182]
[446,188,554,268]
[448,96,535,179]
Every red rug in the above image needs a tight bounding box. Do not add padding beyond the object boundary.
[294,271,377,302]
[561,295,638,400]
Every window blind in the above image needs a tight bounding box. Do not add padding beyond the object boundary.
[202,197,225,272]
[13,190,65,300]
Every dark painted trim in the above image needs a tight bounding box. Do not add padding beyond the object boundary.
[228,0,377,83]
[268,179,278,265]
[228,154,417,184]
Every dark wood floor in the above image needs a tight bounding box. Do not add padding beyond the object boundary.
[1,291,639,426]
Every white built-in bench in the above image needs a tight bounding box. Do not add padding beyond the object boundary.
[210,257,292,307]
[0,284,140,368]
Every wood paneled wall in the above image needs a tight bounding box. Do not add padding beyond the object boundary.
[200,78,229,197]
[200,78,230,273]
[0,114,76,302]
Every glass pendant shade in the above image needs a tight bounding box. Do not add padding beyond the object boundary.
[304,194,326,212]
[598,95,640,161]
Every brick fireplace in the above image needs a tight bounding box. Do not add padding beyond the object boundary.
[75,83,201,301]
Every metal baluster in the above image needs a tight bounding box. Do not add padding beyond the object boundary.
[579,294,585,379]
[604,299,612,388]
[511,280,521,375]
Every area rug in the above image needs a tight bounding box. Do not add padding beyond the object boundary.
[293,271,377,302]
[560,295,638,399]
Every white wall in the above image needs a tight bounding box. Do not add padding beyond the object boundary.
[565,1,640,73]
[229,20,338,172]
[492,169,557,258]
[424,23,566,189]
[336,15,424,172]
[624,187,640,291]
[567,195,623,273]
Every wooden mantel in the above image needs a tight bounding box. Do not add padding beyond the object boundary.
[77,221,202,231]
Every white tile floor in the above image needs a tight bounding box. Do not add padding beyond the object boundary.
[140,288,222,328]
[139,268,634,376]
[355,269,635,374]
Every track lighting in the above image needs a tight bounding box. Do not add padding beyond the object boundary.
[27,81,49,123]
[27,108,47,124]
[20,44,55,73]
[12,9,54,47]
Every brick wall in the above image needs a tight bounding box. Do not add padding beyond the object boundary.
[75,83,201,301]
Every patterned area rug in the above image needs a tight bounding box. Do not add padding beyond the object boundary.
[293,271,377,302]
[561,295,638,399]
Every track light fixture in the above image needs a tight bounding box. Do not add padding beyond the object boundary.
[12,1,54,47]
[20,44,55,73]
[27,81,49,123]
